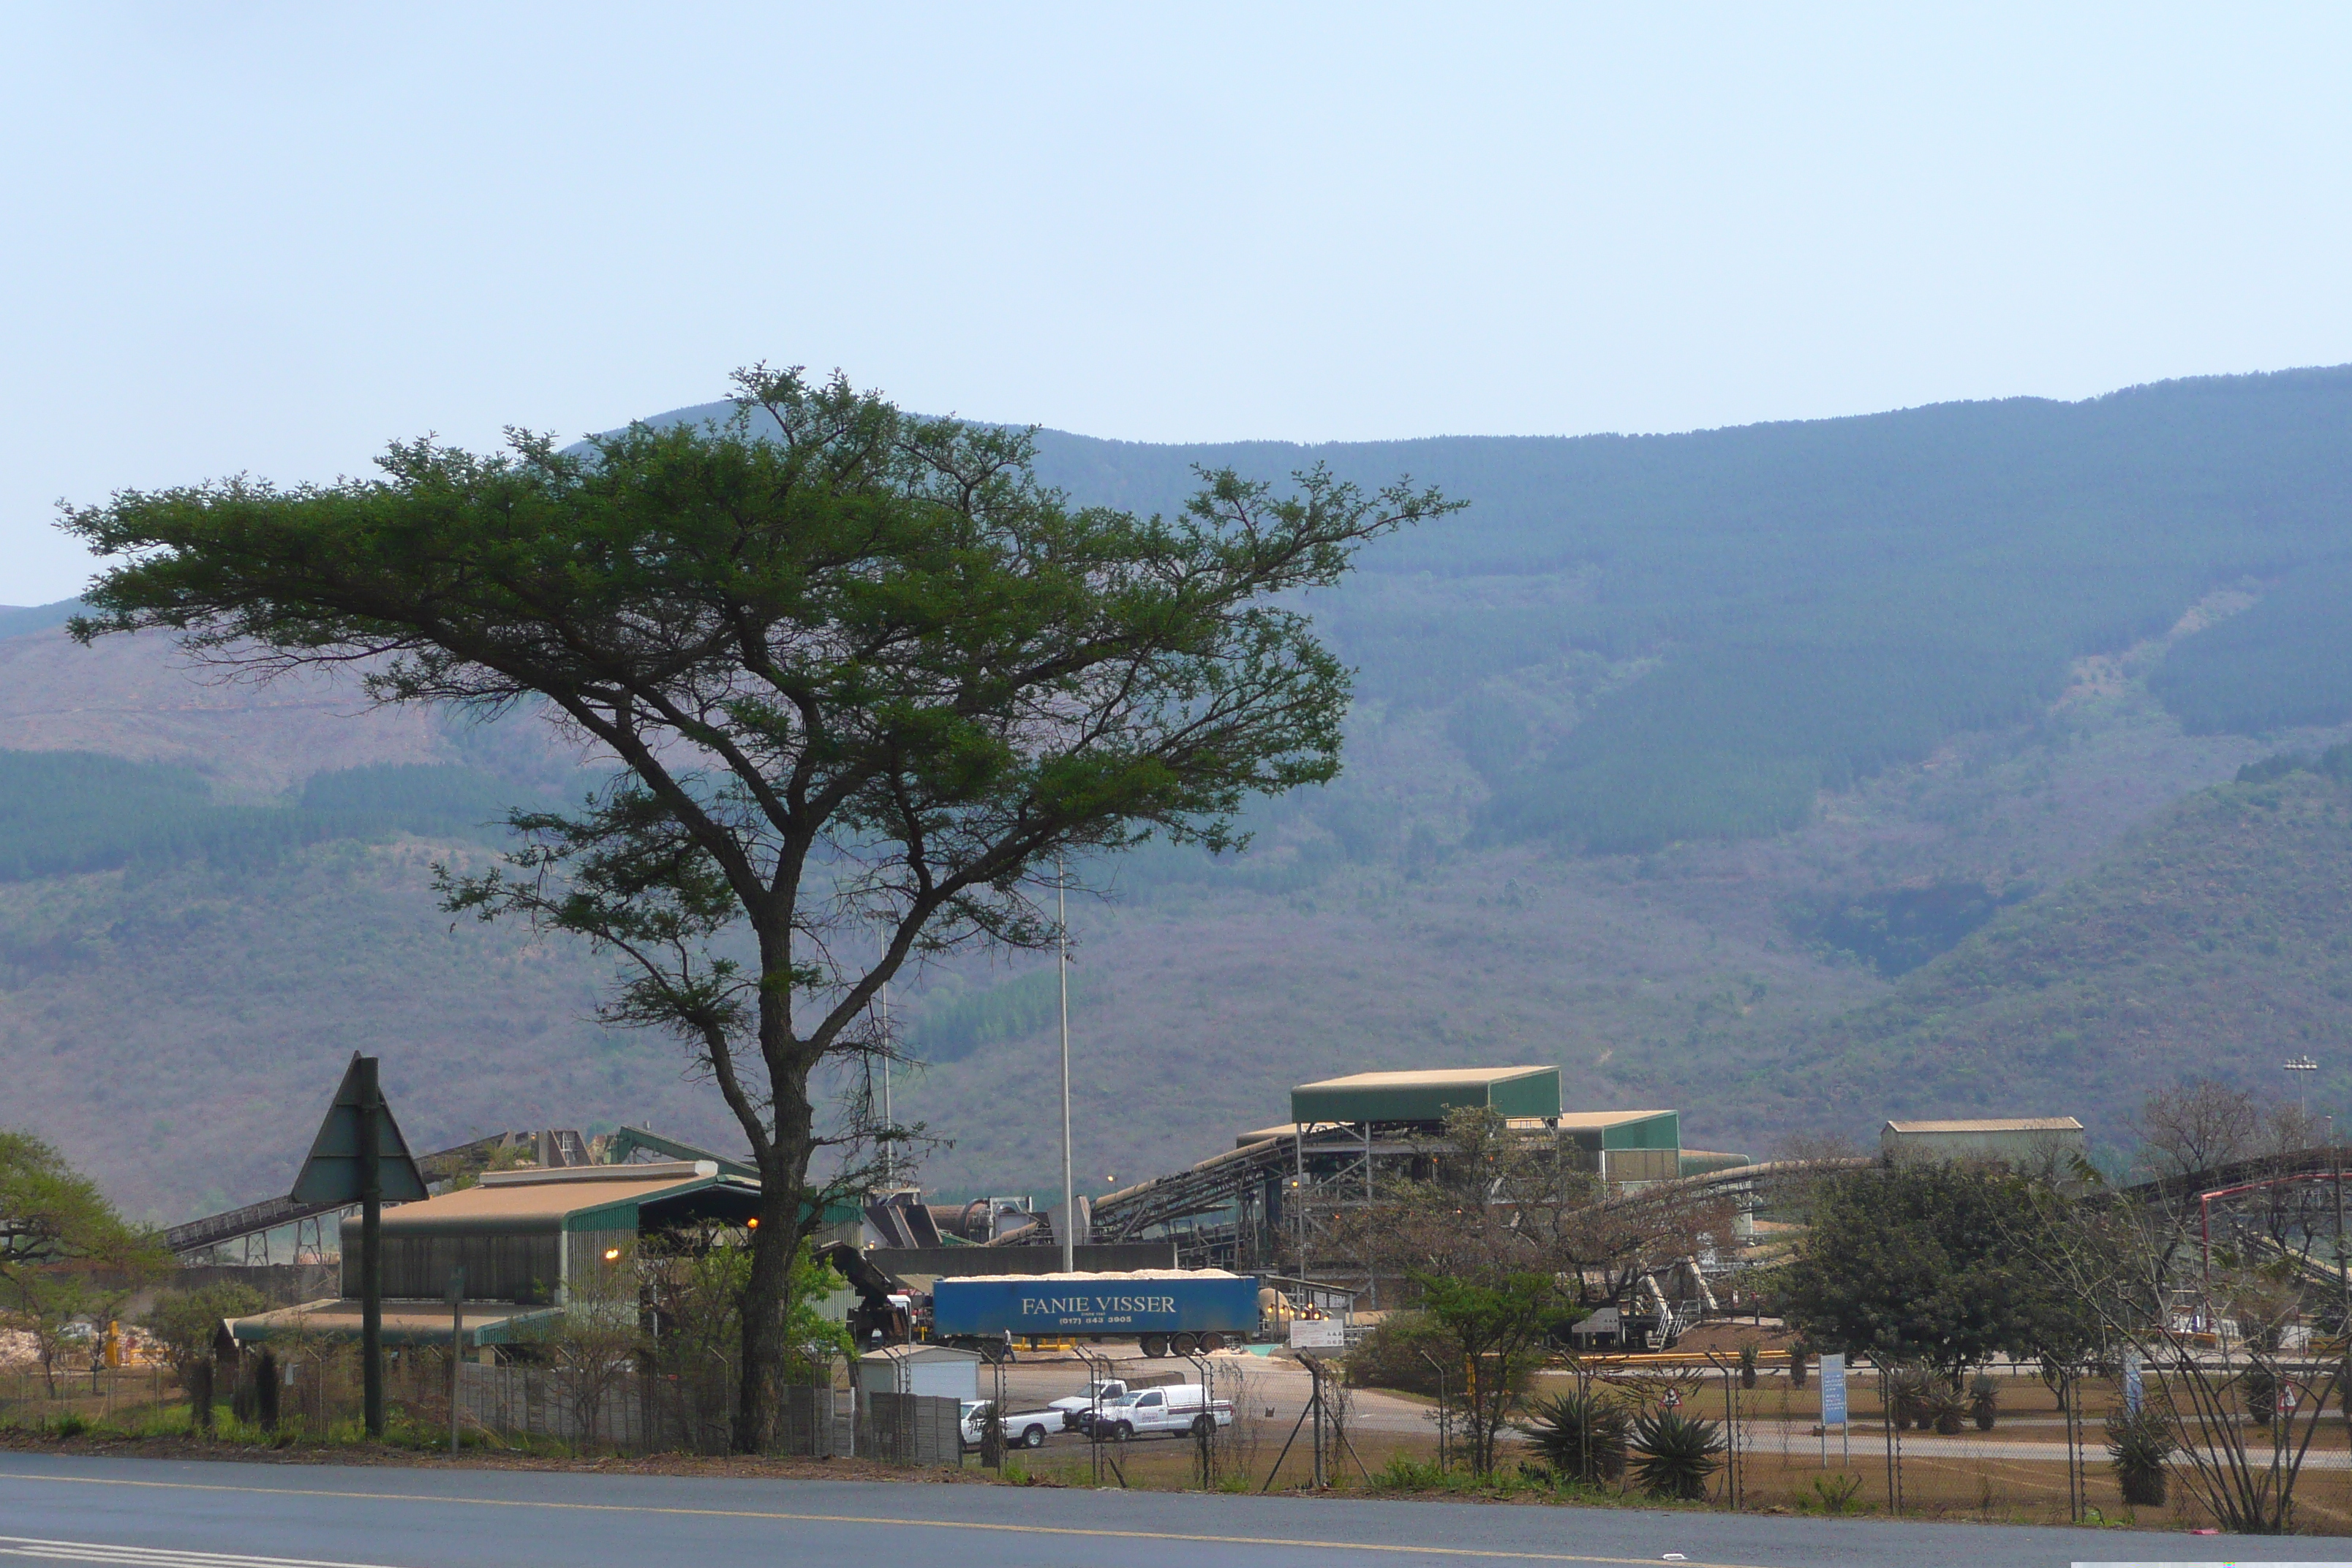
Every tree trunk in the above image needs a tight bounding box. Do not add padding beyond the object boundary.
[733,1177,794,1452]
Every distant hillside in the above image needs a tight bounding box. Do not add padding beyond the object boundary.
[647,368,2352,854]
[1768,750,2352,1147]
[0,600,83,640]
[7,367,2352,1218]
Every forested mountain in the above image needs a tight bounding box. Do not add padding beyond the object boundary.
[4,366,2351,1218]
[658,366,2352,853]
[1776,749,2352,1140]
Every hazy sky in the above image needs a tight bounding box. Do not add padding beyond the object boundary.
[5,5,2350,603]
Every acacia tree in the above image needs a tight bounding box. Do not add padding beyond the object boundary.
[65,366,1455,1447]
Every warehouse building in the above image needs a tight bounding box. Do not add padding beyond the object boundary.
[1881,1116,2086,1171]
[1278,1068,1684,1183]
[229,1159,759,1350]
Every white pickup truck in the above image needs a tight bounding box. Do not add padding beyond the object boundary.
[1051,1374,1186,1433]
[1088,1384,1235,1442]
[960,1399,1060,1450]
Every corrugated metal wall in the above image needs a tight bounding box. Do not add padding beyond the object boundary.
[344,1232,561,1303]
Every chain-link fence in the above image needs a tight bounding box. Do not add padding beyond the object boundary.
[17,1338,2352,1527]
[2,1346,962,1466]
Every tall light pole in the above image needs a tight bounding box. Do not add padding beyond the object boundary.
[2286,1055,2319,1120]
[1058,855,1074,1274]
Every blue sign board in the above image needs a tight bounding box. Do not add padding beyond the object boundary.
[1819,1352,1847,1425]
[931,1273,1260,1338]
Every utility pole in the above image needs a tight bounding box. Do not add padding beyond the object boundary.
[447,1265,465,1456]
[358,1058,383,1439]
[2334,1114,2348,1338]
[1058,854,1075,1275]
[291,1055,423,1444]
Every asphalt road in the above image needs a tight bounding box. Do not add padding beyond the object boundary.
[0,1453,2340,1568]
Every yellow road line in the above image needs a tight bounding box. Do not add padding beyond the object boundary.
[0,1470,1778,1568]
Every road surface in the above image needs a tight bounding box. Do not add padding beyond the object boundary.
[0,1452,2334,1568]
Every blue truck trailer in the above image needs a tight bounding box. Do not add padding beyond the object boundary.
[930,1270,1261,1358]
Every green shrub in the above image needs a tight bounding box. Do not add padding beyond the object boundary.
[145,1282,267,1377]
[1520,1392,1629,1483]
[1342,1311,1453,1397]
[1376,1453,1447,1490]
[50,1412,89,1439]
[1629,1408,1724,1502]
[1802,1473,1866,1515]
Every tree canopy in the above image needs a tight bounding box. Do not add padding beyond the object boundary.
[64,365,1455,1446]
[1,1129,164,1390]
[1777,1161,2095,1379]
[0,1129,153,1279]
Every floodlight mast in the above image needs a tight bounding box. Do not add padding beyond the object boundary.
[2286,1055,2319,1117]
[1058,856,1074,1275]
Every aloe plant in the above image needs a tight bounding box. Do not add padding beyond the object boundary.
[1735,1341,1760,1389]
[1887,1364,1934,1431]
[1921,1382,1967,1436]
[1630,1408,1725,1501]
[1521,1391,1628,1483]
[1968,1372,1998,1431]
[2106,1406,2174,1507]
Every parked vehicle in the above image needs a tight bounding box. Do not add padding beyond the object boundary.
[930,1270,1262,1357]
[1047,1373,1187,1431]
[1088,1383,1234,1442]
[959,1399,1060,1450]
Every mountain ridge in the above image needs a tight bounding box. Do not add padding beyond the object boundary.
[5,364,2352,1216]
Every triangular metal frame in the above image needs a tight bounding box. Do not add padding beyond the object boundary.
[290,1052,427,1205]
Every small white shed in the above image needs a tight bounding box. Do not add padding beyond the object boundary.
[859,1343,981,1401]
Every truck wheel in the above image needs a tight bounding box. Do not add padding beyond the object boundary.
[1200,1333,1225,1352]
[1022,1425,1046,1449]
[1140,1335,1168,1358]
[1115,1420,1134,1441]
[1171,1333,1199,1357]
[1191,1414,1214,1439]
